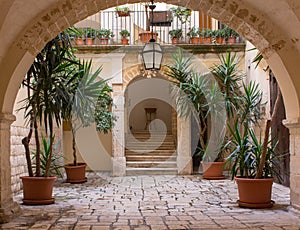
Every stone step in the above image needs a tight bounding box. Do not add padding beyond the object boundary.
[125,150,176,155]
[125,145,176,151]
[126,155,176,161]
[126,167,178,176]
[126,136,174,140]
[126,161,177,168]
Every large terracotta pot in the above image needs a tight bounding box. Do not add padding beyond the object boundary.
[139,32,158,43]
[65,162,87,183]
[21,176,56,205]
[235,177,274,208]
[202,161,225,179]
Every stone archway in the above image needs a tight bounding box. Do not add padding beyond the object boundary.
[1,0,300,220]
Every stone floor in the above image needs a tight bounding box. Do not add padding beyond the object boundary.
[1,172,300,229]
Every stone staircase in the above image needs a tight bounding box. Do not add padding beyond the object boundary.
[125,131,177,175]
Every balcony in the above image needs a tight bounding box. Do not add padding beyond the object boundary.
[70,8,245,50]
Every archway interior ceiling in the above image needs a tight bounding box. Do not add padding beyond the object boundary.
[16,0,288,58]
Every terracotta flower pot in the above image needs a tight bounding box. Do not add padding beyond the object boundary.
[139,32,158,43]
[65,162,87,183]
[189,37,200,44]
[216,37,225,44]
[171,38,179,44]
[74,38,85,45]
[117,11,130,17]
[85,38,95,45]
[227,36,236,44]
[21,176,56,205]
[202,161,225,179]
[235,177,274,208]
[121,38,129,45]
[99,38,109,45]
[203,37,212,44]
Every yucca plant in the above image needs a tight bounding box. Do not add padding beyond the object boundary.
[63,60,114,166]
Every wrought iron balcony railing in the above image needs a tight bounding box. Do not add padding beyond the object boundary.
[72,10,244,46]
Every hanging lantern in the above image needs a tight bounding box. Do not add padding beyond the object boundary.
[142,40,163,70]
[141,0,163,71]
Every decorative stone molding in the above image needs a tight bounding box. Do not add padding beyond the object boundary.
[282,118,300,210]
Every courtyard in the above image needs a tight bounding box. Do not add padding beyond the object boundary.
[2,172,299,230]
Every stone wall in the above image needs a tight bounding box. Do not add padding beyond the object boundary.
[10,126,29,195]
[10,125,63,195]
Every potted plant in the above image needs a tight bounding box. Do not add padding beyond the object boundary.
[170,6,192,24]
[119,29,130,45]
[97,28,114,45]
[169,29,183,44]
[115,6,130,17]
[66,26,85,45]
[139,3,158,43]
[214,29,226,44]
[84,27,97,45]
[201,28,212,44]
[224,26,239,44]
[226,51,283,208]
[20,32,75,205]
[187,27,201,44]
[165,51,226,175]
[62,60,114,183]
[166,52,244,178]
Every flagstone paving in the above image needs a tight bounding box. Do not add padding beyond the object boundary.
[1,172,300,229]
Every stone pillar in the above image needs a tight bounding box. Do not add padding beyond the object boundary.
[283,119,300,210]
[112,84,126,176]
[177,115,193,175]
[0,113,21,223]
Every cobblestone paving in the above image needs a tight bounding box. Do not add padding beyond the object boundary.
[1,172,300,229]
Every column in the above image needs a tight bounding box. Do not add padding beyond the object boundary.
[177,115,193,175]
[0,113,21,223]
[112,84,126,176]
[283,118,300,210]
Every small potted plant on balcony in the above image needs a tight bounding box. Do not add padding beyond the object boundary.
[170,6,192,24]
[214,29,226,44]
[67,26,85,45]
[224,26,239,44]
[187,27,201,44]
[201,28,212,44]
[115,6,130,17]
[84,27,97,45]
[97,28,114,45]
[120,29,130,45]
[169,29,183,44]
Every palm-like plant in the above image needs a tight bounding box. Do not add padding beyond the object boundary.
[63,60,114,166]
[21,31,78,177]
[210,52,244,118]
[165,51,228,162]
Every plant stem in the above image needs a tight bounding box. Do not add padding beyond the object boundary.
[22,118,34,177]
[72,125,77,166]
[256,87,282,178]
[34,117,41,177]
